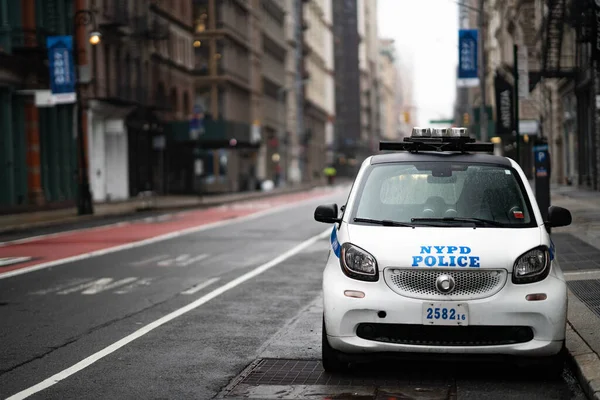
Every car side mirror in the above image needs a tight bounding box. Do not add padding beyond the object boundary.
[314,204,341,224]
[547,206,572,228]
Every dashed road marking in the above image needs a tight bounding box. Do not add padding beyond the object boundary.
[157,254,209,267]
[5,228,330,400]
[30,277,154,296]
[181,277,221,295]
[114,278,154,294]
[0,188,346,281]
[130,255,170,266]
[30,278,94,295]
[81,277,139,295]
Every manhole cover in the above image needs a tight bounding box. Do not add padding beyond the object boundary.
[568,279,600,319]
[551,233,600,271]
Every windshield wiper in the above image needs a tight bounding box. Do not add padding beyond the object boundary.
[354,217,414,227]
[411,217,503,227]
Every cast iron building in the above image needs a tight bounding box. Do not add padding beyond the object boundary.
[0,0,87,212]
[191,0,287,193]
[332,0,362,177]
[89,0,191,202]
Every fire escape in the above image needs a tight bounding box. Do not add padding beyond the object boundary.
[530,0,576,91]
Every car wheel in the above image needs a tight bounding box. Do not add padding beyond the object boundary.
[322,317,349,373]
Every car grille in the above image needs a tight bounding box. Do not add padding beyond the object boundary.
[384,268,508,300]
[356,323,534,346]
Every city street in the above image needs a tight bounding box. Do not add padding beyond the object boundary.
[0,186,588,400]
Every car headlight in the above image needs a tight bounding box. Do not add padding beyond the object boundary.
[512,246,551,284]
[340,243,378,281]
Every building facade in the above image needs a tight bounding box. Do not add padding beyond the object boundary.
[0,0,81,213]
[480,0,595,188]
[358,0,380,154]
[378,38,398,140]
[303,0,333,182]
[86,0,193,202]
[191,0,292,192]
[332,0,362,177]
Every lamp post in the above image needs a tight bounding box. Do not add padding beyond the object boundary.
[73,10,101,215]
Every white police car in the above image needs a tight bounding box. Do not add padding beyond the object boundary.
[314,127,573,374]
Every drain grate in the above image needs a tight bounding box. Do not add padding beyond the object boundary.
[237,359,450,387]
[551,233,600,271]
[567,279,600,319]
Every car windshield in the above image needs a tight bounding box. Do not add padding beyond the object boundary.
[351,161,536,228]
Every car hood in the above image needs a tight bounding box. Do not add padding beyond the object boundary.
[345,224,543,272]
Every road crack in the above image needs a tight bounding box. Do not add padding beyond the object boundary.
[0,291,184,377]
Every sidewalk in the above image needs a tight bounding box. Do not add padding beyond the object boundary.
[0,181,348,236]
[545,182,600,399]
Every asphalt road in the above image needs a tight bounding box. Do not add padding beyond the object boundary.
[0,188,588,400]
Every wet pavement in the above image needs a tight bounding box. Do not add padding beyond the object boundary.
[0,183,593,400]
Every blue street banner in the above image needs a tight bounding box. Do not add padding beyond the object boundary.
[46,35,77,104]
[458,29,478,80]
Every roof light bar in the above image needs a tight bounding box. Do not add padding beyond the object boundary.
[380,126,493,153]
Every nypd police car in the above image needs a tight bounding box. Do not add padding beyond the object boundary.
[314,127,573,374]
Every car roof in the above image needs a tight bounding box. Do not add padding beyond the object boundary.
[369,151,511,167]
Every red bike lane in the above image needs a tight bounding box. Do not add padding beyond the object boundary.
[0,188,341,277]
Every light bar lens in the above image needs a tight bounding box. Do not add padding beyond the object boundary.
[431,128,449,137]
[449,127,469,137]
[411,127,430,137]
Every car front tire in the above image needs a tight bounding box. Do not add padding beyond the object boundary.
[322,316,349,373]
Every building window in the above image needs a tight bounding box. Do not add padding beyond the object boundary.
[194,44,209,74]
[194,1,209,32]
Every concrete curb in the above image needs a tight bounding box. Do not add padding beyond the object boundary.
[567,322,600,400]
[0,183,347,236]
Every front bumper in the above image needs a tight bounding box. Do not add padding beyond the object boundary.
[323,265,567,357]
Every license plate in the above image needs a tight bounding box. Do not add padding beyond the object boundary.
[422,303,469,326]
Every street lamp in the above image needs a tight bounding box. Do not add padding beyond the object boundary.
[73,10,101,215]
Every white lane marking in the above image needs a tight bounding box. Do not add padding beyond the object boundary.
[114,278,154,294]
[0,189,344,281]
[0,257,32,267]
[179,254,210,267]
[57,278,114,295]
[81,277,138,295]
[181,277,221,295]
[5,228,330,400]
[30,278,94,295]
[130,255,170,266]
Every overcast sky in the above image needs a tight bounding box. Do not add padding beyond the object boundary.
[377,0,459,126]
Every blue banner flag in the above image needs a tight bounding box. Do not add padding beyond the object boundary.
[458,29,478,80]
[46,35,77,104]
